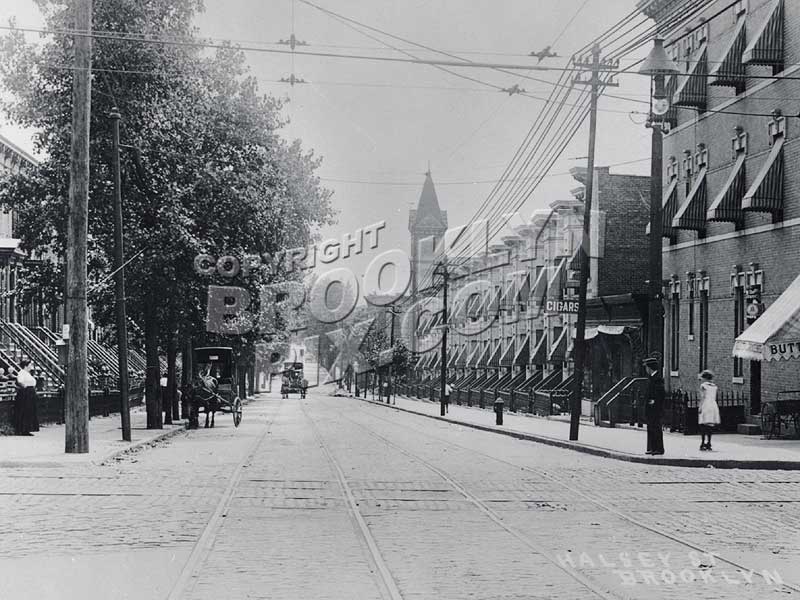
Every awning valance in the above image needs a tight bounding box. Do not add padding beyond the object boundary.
[743,136,784,214]
[514,335,530,366]
[549,328,568,363]
[531,333,548,366]
[743,0,784,69]
[672,166,707,231]
[709,17,747,91]
[499,339,515,367]
[707,152,746,224]
[733,272,800,361]
[488,342,503,368]
[672,44,708,110]
[575,324,626,341]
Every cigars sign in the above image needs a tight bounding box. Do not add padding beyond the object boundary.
[545,299,579,314]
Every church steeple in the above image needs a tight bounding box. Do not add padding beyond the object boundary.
[409,168,448,294]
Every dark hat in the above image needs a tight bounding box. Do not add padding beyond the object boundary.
[642,356,660,369]
[699,369,715,380]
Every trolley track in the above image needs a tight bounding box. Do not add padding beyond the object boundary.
[303,399,628,600]
[167,398,284,600]
[340,398,800,597]
[299,400,404,600]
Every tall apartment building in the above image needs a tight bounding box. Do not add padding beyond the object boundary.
[641,0,800,414]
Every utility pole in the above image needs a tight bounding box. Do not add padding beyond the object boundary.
[435,261,449,416]
[570,44,617,441]
[64,0,92,453]
[387,305,400,405]
[110,108,131,442]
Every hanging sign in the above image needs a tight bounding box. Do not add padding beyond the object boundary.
[546,299,579,314]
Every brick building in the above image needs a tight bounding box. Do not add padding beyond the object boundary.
[641,0,800,416]
[406,167,651,413]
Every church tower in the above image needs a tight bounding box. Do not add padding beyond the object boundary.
[408,170,448,294]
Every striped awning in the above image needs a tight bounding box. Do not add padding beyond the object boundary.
[655,177,680,238]
[530,267,548,306]
[465,345,480,367]
[447,345,461,368]
[531,333,548,366]
[709,17,747,91]
[514,335,530,366]
[500,276,517,311]
[471,344,490,368]
[429,351,441,370]
[707,152,746,224]
[743,0,784,69]
[672,166,707,232]
[486,286,501,316]
[662,75,678,127]
[569,244,587,273]
[672,44,707,110]
[499,339,515,367]
[465,290,483,320]
[488,342,503,368]
[548,328,568,363]
[516,272,530,302]
[733,272,800,361]
[456,344,470,367]
[743,136,784,214]
[547,258,567,299]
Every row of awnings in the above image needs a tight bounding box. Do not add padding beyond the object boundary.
[657,137,784,237]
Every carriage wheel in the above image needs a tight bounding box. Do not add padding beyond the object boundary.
[233,397,243,428]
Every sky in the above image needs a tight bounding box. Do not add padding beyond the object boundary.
[0,0,654,288]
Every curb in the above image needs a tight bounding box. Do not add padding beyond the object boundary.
[358,398,800,471]
[97,422,188,465]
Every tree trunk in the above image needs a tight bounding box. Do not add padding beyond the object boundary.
[180,340,190,419]
[167,334,178,421]
[144,297,162,429]
[248,363,255,396]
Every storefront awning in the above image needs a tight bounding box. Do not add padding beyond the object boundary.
[516,273,530,302]
[471,344,490,368]
[743,136,784,214]
[531,333,548,366]
[743,0,784,68]
[707,152,746,224]
[573,324,626,342]
[500,276,517,311]
[548,328,568,363]
[429,351,441,370]
[672,44,708,110]
[378,348,394,367]
[733,273,800,361]
[672,166,707,231]
[456,344,470,367]
[514,335,530,366]
[499,339,515,367]
[709,17,747,91]
[447,345,461,368]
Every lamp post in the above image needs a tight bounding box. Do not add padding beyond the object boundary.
[639,38,680,361]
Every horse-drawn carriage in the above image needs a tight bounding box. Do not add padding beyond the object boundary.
[189,347,242,428]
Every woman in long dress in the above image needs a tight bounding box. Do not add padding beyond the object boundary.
[14,360,39,436]
[698,369,721,451]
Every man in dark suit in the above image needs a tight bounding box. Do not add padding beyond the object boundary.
[643,356,665,455]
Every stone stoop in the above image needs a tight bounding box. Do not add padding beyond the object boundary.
[737,422,762,435]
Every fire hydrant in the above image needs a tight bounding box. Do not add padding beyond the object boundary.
[494,399,504,426]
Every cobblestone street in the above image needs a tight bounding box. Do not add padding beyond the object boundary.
[1,392,799,599]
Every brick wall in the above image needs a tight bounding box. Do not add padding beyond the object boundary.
[596,169,651,296]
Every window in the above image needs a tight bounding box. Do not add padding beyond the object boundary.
[671,292,680,372]
[734,286,745,377]
[699,290,709,371]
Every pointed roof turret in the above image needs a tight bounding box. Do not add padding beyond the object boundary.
[410,169,448,231]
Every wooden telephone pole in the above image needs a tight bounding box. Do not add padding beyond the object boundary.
[64,0,92,453]
[570,45,617,442]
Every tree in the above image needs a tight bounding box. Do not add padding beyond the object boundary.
[0,0,334,427]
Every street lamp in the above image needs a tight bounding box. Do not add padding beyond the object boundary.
[639,38,680,362]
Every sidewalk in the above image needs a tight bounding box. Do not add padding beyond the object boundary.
[0,406,186,467]
[364,395,800,469]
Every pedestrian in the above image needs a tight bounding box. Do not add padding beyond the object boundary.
[697,370,721,451]
[642,356,665,455]
[301,377,309,399]
[382,380,389,403]
[442,382,452,415]
[281,373,290,399]
[14,359,39,436]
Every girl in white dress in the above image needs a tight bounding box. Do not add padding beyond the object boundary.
[698,370,721,451]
